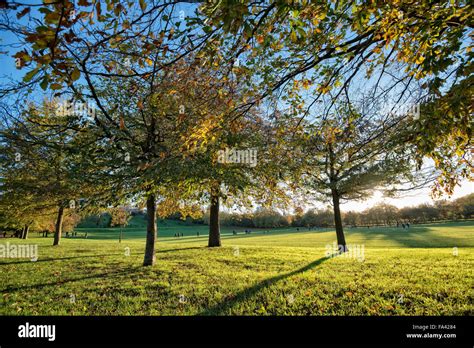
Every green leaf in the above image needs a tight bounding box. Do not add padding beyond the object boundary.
[23,68,39,83]
[40,76,48,90]
[38,8,52,14]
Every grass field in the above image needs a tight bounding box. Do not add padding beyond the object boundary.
[1,219,473,315]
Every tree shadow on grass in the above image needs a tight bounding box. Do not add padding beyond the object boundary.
[1,266,143,294]
[0,253,134,266]
[199,256,329,315]
[158,246,205,253]
[345,224,473,248]
[0,246,205,266]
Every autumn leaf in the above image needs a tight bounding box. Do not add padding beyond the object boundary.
[16,7,31,19]
[50,83,63,90]
[71,68,81,81]
[316,11,327,20]
[415,55,425,65]
[114,4,122,17]
[95,1,101,18]
[290,30,297,43]
[137,162,151,171]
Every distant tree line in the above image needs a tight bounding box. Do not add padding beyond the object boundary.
[0,210,81,237]
[340,193,473,227]
[183,193,474,229]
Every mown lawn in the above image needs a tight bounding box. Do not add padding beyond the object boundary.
[73,215,326,240]
[1,221,473,315]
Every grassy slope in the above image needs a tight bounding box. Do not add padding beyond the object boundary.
[0,220,473,315]
[74,215,312,240]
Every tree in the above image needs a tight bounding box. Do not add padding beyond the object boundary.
[456,193,474,219]
[0,100,106,245]
[253,208,288,228]
[343,211,360,227]
[297,102,422,251]
[200,0,472,193]
[86,53,256,262]
[364,204,400,226]
[0,1,226,263]
[301,208,333,228]
[180,112,273,247]
[148,56,289,248]
[1,0,469,260]
[3,1,471,195]
[406,79,473,196]
[110,207,131,243]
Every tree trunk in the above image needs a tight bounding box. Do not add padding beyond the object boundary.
[331,189,347,252]
[21,225,29,239]
[143,193,157,266]
[53,206,64,246]
[208,190,221,247]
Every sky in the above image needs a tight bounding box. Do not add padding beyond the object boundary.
[340,179,473,212]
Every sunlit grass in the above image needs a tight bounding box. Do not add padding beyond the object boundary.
[1,221,473,315]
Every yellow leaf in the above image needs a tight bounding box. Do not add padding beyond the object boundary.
[415,55,425,65]
[290,30,297,42]
[317,12,327,20]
